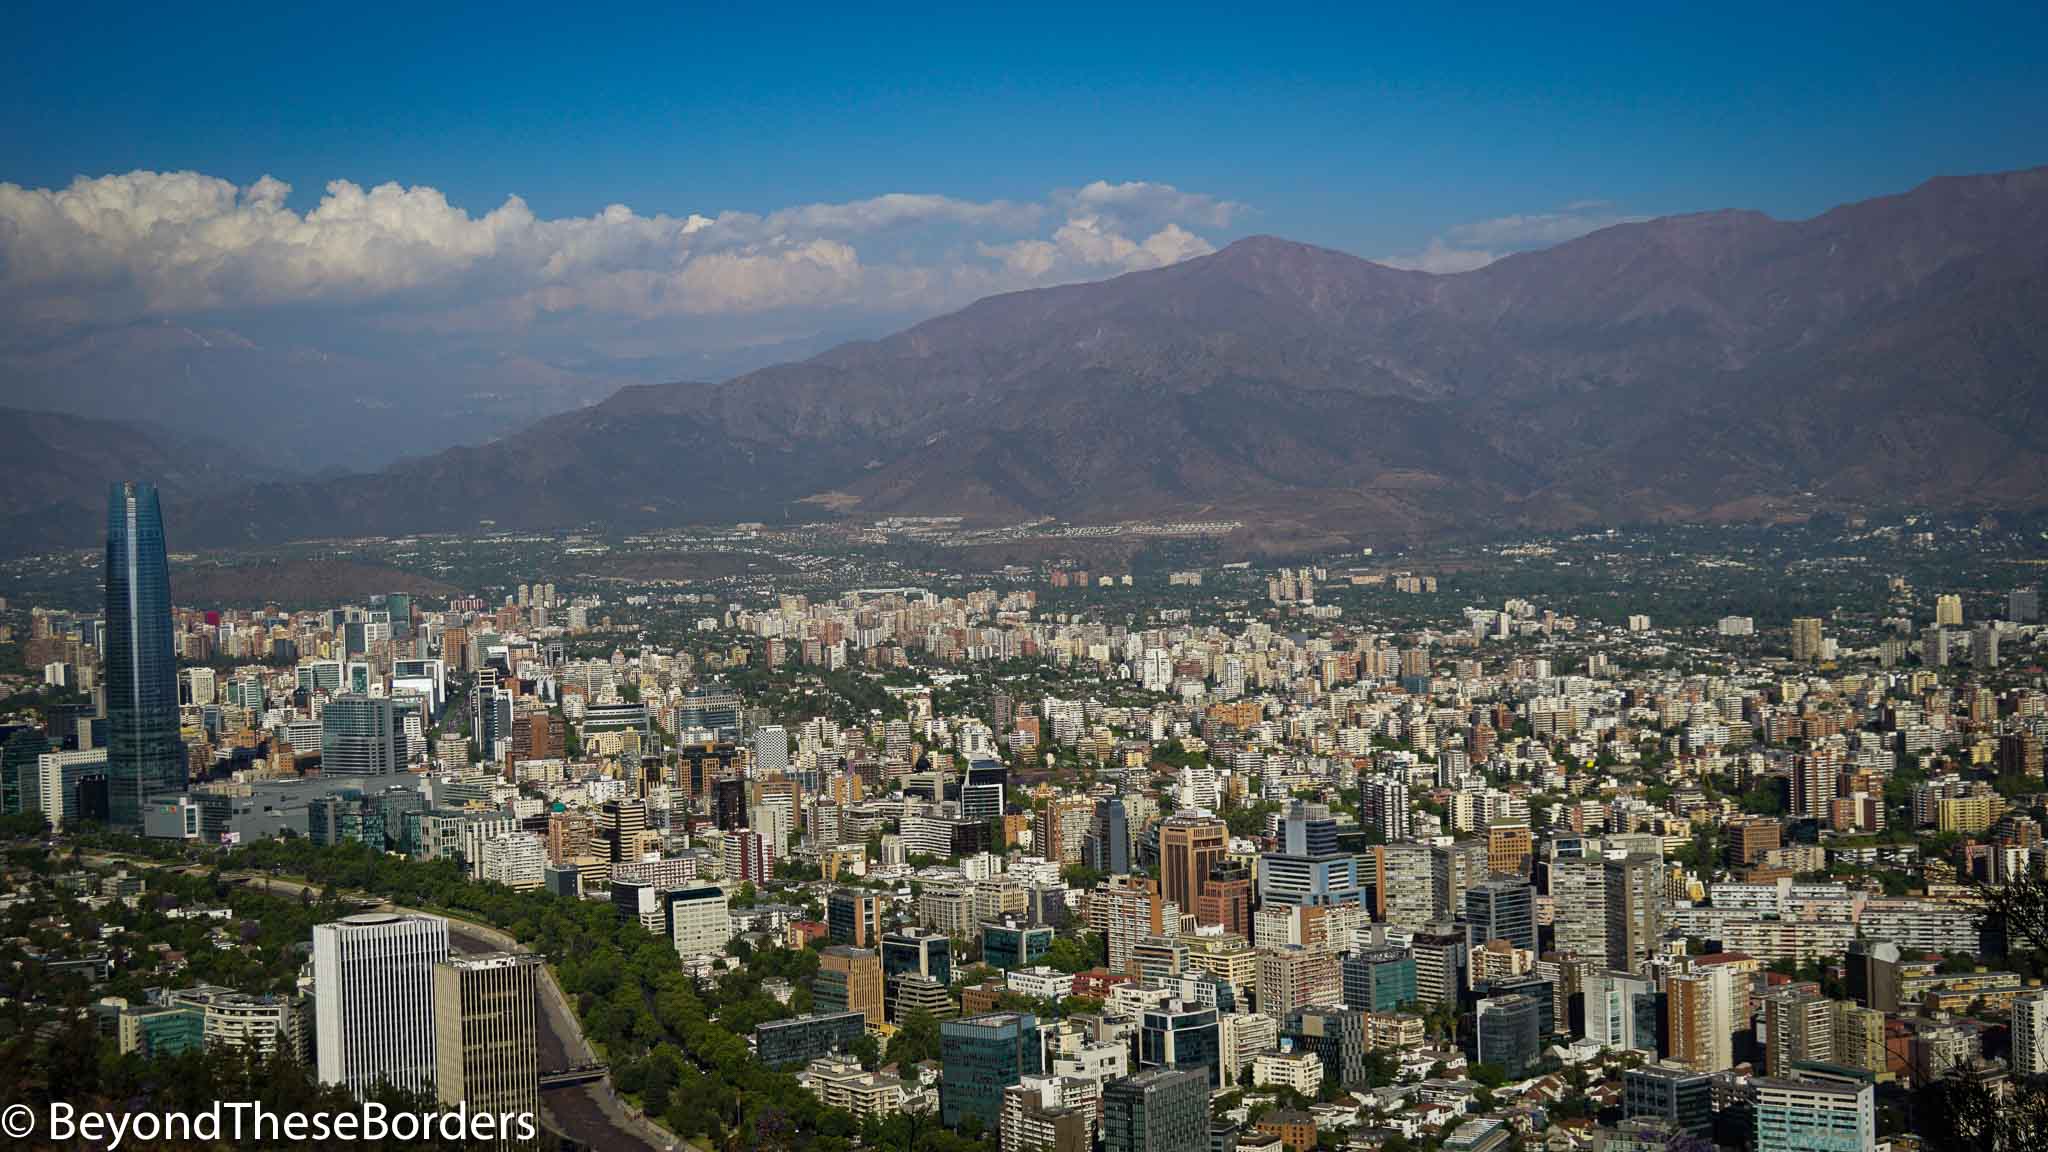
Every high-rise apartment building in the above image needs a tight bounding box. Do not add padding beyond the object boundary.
[1667,965,1738,1073]
[1754,1075,1875,1152]
[1603,855,1665,972]
[1935,594,1964,627]
[1790,617,1825,662]
[754,725,790,774]
[1256,945,1339,1019]
[1159,812,1228,916]
[314,913,451,1097]
[2015,990,2048,1076]
[1548,856,1607,961]
[1360,777,1412,841]
[1100,875,1165,974]
[104,481,183,827]
[432,953,541,1138]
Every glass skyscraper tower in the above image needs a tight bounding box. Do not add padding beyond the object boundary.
[105,481,183,827]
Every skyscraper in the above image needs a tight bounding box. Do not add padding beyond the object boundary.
[432,953,541,1137]
[1790,617,1824,662]
[754,725,790,774]
[314,912,451,1097]
[1103,1067,1209,1152]
[1464,878,1536,956]
[1159,811,1228,916]
[321,695,402,776]
[2015,990,2048,1076]
[104,481,183,828]
[1603,855,1666,972]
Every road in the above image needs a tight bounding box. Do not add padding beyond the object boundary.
[86,855,690,1152]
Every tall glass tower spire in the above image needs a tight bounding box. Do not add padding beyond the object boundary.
[104,481,183,827]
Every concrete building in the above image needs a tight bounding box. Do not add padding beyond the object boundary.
[314,912,450,1098]
[1103,1067,1209,1152]
[432,953,541,1138]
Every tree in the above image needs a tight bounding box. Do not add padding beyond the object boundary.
[884,1009,942,1070]
[1913,871,2048,1151]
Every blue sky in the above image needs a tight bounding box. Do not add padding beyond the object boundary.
[3,1,2046,433]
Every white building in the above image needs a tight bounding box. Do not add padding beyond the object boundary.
[1754,1075,1875,1152]
[668,885,732,958]
[35,749,108,831]
[314,913,450,1098]
[2016,990,2048,1076]
[1252,1048,1325,1094]
[168,985,306,1059]
[480,832,547,891]
[1007,965,1076,1001]
[755,726,790,774]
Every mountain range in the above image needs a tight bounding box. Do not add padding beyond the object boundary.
[15,165,2048,555]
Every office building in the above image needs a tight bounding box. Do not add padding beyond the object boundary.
[320,694,402,776]
[166,985,306,1060]
[1411,921,1467,1008]
[1086,796,1131,874]
[882,930,953,987]
[314,913,450,1097]
[755,725,790,774]
[432,953,541,1135]
[1582,970,1653,1052]
[1104,1067,1209,1152]
[1283,1007,1371,1089]
[34,748,108,831]
[1473,994,1542,1078]
[983,919,1056,970]
[1259,802,1365,907]
[814,946,885,1025]
[1622,1063,1711,1139]
[1340,947,1416,1014]
[1464,878,1536,956]
[104,481,183,828]
[941,1012,1042,1129]
[1139,1001,1222,1087]
[758,1011,867,1068]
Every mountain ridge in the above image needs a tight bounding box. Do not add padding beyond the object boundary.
[25,164,2048,555]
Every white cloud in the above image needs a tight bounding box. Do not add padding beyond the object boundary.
[1379,201,1643,274]
[980,215,1216,283]
[1063,180,1244,229]
[1377,238,1501,274]
[0,171,1234,339]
